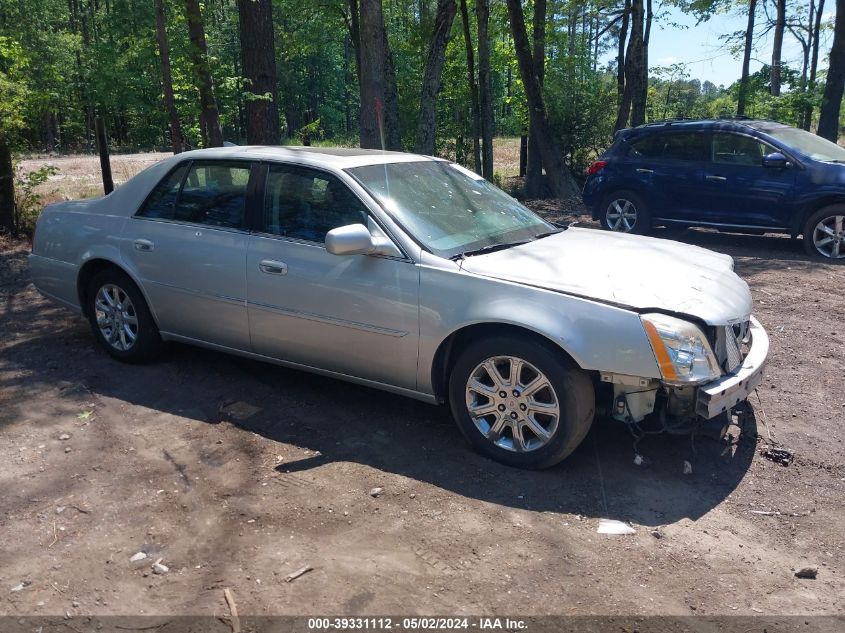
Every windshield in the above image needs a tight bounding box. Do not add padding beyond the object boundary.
[764,127,845,162]
[348,161,555,258]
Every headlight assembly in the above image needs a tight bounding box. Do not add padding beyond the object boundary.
[641,313,721,385]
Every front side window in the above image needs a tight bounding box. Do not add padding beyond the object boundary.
[348,161,554,259]
[262,164,370,242]
[137,161,251,229]
[712,133,771,166]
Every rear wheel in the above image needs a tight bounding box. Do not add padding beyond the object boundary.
[448,336,595,469]
[86,269,162,362]
[803,205,845,259]
[599,190,651,234]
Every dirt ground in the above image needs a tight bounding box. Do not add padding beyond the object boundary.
[1,181,844,625]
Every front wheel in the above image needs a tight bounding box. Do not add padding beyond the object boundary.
[599,190,651,235]
[803,205,845,259]
[448,336,595,469]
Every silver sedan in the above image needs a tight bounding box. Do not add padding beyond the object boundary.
[30,147,768,468]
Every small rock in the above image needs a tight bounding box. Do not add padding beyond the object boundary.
[795,566,818,579]
[650,528,663,539]
[10,583,26,593]
[409,493,416,499]
[72,601,80,608]
[64,447,72,454]
[152,562,169,575]
[56,506,66,514]
[633,453,644,466]
[59,433,71,441]
[129,552,147,562]
[683,460,693,475]
[369,487,383,498]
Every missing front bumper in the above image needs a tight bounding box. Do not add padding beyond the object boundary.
[695,316,769,419]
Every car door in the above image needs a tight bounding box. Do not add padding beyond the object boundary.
[626,131,710,222]
[121,159,255,350]
[246,162,420,391]
[705,132,796,228]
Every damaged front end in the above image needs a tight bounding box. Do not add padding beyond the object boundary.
[599,316,769,427]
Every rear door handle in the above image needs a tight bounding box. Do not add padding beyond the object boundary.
[636,168,654,174]
[133,239,154,252]
[259,259,288,275]
[706,175,727,182]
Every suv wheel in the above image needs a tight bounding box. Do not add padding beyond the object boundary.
[448,336,595,469]
[600,191,651,235]
[803,204,845,259]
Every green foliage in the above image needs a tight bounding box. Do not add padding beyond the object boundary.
[14,164,58,234]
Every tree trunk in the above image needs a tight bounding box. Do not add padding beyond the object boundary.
[476,0,494,180]
[615,0,643,131]
[155,0,185,153]
[358,0,400,149]
[459,0,481,174]
[382,27,402,150]
[415,0,457,155]
[616,0,630,108]
[804,0,826,128]
[818,0,845,141]
[238,0,281,144]
[183,0,223,146]
[506,0,578,200]
[631,0,651,125]
[348,0,362,81]
[771,0,786,96]
[525,0,546,198]
[737,0,757,116]
[0,140,14,235]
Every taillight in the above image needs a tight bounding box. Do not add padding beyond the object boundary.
[586,160,607,176]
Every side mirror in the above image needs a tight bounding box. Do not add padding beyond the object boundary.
[325,223,400,257]
[762,152,790,169]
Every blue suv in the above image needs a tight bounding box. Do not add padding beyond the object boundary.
[582,119,845,259]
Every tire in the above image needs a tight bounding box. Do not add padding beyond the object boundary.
[448,336,595,469]
[599,190,651,235]
[802,204,845,260]
[86,268,162,362]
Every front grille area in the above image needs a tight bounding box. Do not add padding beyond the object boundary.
[715,320,750,374]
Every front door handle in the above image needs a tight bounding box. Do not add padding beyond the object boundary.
[259,259,288,275]
[133,239,154,252]
[636,168,654,174]
[706,175,727,182]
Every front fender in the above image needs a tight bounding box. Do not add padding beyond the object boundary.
[417,264,660,395]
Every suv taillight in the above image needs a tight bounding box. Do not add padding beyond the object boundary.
[586,160,607,176]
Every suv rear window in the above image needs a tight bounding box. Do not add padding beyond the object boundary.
[628,132,706,161]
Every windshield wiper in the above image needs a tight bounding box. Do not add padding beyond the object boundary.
[533,227,565,239]
[449,240,531,261]
[824,159,845,164]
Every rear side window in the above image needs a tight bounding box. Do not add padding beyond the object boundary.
[628,132,706,161]
[176,162,251,228]
[137,161,251,229]
[138,163,188,219]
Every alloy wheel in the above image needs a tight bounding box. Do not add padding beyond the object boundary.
[812,215,845,259]
[465,356,560,452]
[94,284,139,351]
[605,198,638,232]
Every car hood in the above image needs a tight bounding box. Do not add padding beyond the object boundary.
[460,227,752,325]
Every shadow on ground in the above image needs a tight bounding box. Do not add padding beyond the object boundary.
[2,303,757,528]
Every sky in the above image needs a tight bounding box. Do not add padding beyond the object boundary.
[608,5,837,88]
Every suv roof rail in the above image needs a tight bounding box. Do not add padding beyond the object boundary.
[637,117,696,128]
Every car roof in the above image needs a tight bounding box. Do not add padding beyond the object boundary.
[172,145,444,169]
[625,118,791,136]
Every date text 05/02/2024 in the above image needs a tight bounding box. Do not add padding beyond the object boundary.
[306,617,528,630]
